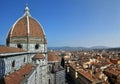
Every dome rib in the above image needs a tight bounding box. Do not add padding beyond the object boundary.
[27,16,30,35]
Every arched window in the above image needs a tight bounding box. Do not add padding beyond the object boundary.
[12,60,15,68]
[17,43,22,48]
[23,58,25,62]
[35,44,39,50]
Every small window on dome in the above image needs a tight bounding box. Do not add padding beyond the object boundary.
[17,43,22,48]
[35,44,39,50]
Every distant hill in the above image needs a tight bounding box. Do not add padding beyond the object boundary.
[48,46,87,51]
[106,47,120,51]
[90,46,109,49]
[48,46,109,51]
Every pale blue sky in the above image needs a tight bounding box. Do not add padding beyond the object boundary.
[0,0,120,47]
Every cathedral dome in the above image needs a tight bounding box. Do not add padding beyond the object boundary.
[6,5,47,52]
[7,5,45,39]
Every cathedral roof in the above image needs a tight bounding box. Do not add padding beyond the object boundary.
[0,46,25,54]
[4,64,34,84]
[48,51,59,62]
[7,5,45,39]
[33,54,44,59]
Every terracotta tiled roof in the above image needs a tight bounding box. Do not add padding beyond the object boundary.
[48,51,59,62]
[4,64,34,84]
[0,46,25,53]
[29,17,44,37]
[12,16,27,37]
[104,68,120,76]
[33,54,44,59]
[7,16,45,38]
[69,64,100,83]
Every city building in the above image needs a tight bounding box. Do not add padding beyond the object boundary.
[64,50,111,84]
[104,65,120,84]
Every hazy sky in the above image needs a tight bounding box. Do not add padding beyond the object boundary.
[0,0,120,47]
